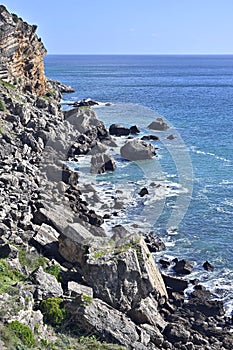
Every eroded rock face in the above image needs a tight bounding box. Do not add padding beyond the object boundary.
[0,5,47,95]
[82,235,168,312]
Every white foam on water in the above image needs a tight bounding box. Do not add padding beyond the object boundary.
[190,146,231,164]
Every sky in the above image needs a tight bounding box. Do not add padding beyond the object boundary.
[2,0,233,54]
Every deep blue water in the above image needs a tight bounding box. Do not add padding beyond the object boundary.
[45,55,233,313]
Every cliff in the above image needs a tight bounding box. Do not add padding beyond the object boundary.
[0,5,47,96]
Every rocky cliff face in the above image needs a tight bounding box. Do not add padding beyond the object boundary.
[0,5,47,96]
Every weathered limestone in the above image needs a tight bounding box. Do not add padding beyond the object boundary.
[120,139,156,161]
[0,5,47,95]
[30,266,63,300]
[80,235,167,311]
[66,297,160,350]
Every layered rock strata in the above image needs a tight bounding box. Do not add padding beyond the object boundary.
[0,5,47,95]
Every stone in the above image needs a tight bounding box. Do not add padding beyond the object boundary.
[0,243,18,259]
[130,125,140,134]
[144,232,165,253]
[30,266,63,300]
[83,235,168,313]
[33,204,74,233]
[163,323,191,343]
[148,117,169,131]
[173,259,193,275]
[203,261,214,271]
[162,274,188,292]
[66,297,153,350]
[138,187,149,197]
[32,223,60,255]
[109,124,130,136]
[67,281,93,297]
[141,135,159,141]
[128,295,167,330]
[120,139,156,161]
[59,222,96,264]
[159,258,170,269]
[90,153,116,173]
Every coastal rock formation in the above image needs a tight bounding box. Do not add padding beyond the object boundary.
[148,117,169,131]
[120,138,156,161]
[0,5,233,350]
[0,5,47,95]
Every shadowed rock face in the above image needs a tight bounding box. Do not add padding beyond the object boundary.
[0,5,47,95]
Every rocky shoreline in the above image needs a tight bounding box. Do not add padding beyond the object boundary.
[0,5,233,350]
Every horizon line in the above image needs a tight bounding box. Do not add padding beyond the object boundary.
[46,53,233,56]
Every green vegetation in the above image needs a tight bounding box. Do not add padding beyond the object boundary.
[40,298,69,328]
[45,264,62,282]
[0,99,5,111]
[92,251,106,259]
[81,294,93,305]
[0,79,16,90]
[7,321,36,348]
[77,336,126,350]
[0,259,25,294]
[18,248,48,272]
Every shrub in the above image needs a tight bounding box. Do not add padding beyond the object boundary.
[46,264,62,282]
[0,100,5,111]
[7,321,36,347]
[0,259,25,294]
[40,297,69,327]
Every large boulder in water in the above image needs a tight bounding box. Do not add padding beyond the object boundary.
[120,139,156,161]
[91,153,116,174]
[148,117,169,131]
[109,124,130,136]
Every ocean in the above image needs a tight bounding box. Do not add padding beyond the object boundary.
[44,55,233,315]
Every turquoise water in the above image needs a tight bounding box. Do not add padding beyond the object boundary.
[45,55,233,313]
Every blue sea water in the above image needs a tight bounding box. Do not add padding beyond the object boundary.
[45,55,233,313]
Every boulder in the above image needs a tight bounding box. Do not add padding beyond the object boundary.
[0,244,18,259]
[66,297,155,350]
[109,124,130,136]
[203,261,214,271]
[162,274,188,292]
[130,125,140,134]
[83,235,167,313]
[163,323,191,344]
[67,281,93,298]
[173,259,193,275]
[31,224,60,258]
[148,117,169,131]
[30,266,63,300]
[90,153,116,174]
[127,295,166,330]
[141,135,159,141]
[138,187,149,197]
[33,203,74,233]
[144,233,165,253]
[59,222,105,264]
[120,139,156,161]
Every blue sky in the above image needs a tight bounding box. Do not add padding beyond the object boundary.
[2,0,233,54]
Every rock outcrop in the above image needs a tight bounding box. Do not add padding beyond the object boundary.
[120,138,156,161]
[0,5,47,95]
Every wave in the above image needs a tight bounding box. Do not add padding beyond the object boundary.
[190,146,231,163]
